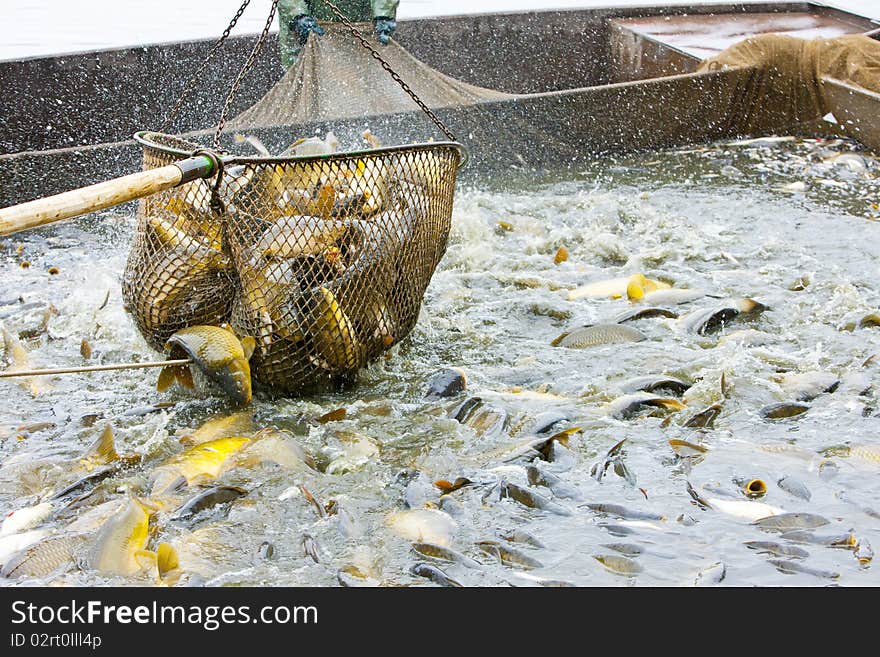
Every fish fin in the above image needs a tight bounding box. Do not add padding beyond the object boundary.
[550,332,569,347]
[157,366,176,392]
[317,408,347,424]
[549,426,582,446]
[720,371,729,398]
[176,366,195,390]
[686,481,711,509]
[606,438,628,457]
[135,549,158,572]
[240,336,256,361]
[651,398,686,411]
[81,424,119,466]
[156,542,180,578]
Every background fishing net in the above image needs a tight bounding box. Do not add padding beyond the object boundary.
[698,33,880,134]
[232,25,514,129]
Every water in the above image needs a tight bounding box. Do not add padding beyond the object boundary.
[1,135,879,586]
[1,0,877,61]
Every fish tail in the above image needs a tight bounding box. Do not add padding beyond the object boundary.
[156,542,180,578]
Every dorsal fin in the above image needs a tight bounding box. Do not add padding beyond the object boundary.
[82,424,119,467]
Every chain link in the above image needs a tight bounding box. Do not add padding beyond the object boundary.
[159,0,253,131]
[212,0,280,148]
[323,0,458,142]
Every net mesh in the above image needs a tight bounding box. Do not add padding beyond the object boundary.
[123,131,463,393]
[231,25,515,130]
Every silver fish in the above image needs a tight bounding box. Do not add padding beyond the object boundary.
[613,307,678,323]
[594,554,642,576]
[410,562,462,587]
[754,513,830,532]
[776,476,812,501]
[768,559,839,580]
[694,561,726,586]
[607,393,685,420]
[477,541,543,570]
[499,481,571,516]
[775,372,840,402]
[552,324,646,348]
[425,368,467,399]
[619,375,690,396]
[760,402,810,420]
[744,541,809,559]
[584,503,666,521]
[677,298,766,334]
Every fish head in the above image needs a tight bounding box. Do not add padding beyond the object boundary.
[165,325,253,405]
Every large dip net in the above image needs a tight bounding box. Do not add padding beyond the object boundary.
[121,0,470,393]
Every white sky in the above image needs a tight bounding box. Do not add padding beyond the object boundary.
[0,1,877,61]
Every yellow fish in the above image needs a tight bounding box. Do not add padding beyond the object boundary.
[568,274,669,301]
[88,496,155,576]
[177,411,254,446]
[625,273,671,301]
[150,436,251,497]
[158,325,255,405]
[311,287,362,370]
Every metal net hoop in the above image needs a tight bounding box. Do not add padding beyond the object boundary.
[123,131,465,393]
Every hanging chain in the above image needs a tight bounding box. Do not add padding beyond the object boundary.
[323,0,458,142]
[159,0,253,131]
[212,0,279,148]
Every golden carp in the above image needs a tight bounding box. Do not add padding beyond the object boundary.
[625,274,672,301]
[253,216,347,259]
[125,240,232,346]
[88,496,155,576]
[147,215,221,252]
[849,444,880,465]
[308,287,362,370]
[159,325,255,405]
[150,436,251,497]
[568,274,669,301]
[177,411,254,446]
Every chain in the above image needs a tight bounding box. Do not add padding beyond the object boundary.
[323,0,458,142]
[212,0,279,148]
[159,0,253,131]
